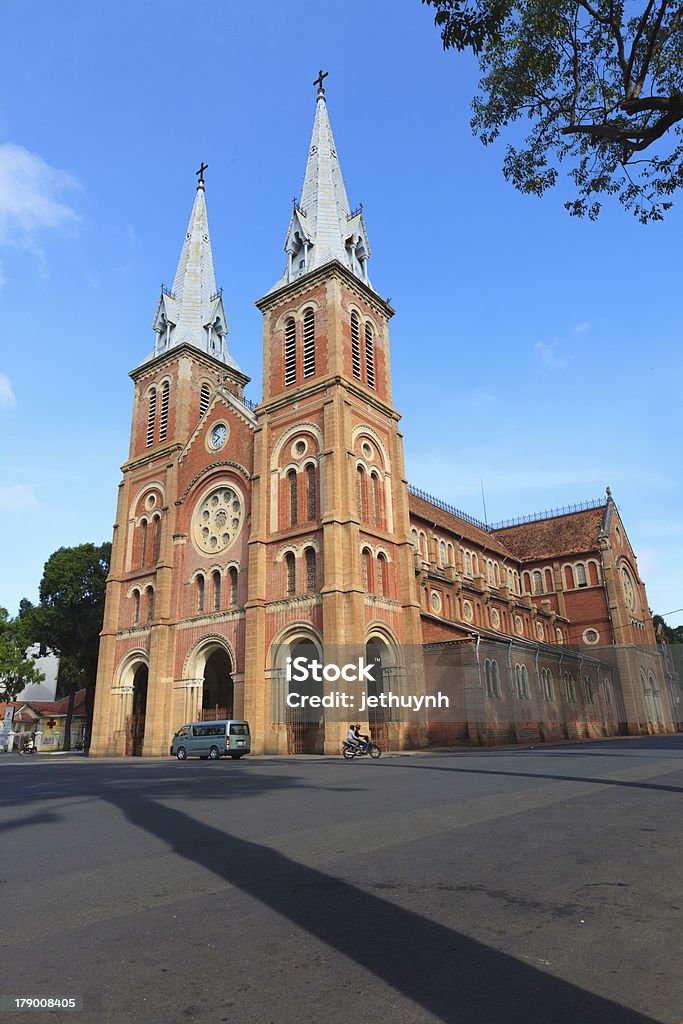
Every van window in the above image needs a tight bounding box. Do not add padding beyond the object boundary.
[230,723,249,736]
[175,727,189,737]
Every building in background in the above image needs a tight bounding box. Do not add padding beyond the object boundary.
[90,81,679,757]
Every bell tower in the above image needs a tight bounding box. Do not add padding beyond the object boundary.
[245,75,425,754]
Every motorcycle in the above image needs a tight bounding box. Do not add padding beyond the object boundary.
[19,740,37,755]
[342,739,381,760]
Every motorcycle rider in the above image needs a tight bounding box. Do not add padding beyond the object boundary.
[353,724,370,752]
[347,723,361,751]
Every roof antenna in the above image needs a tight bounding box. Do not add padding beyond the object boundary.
[480,477,489,528]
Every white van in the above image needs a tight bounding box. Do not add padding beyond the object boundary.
[170,720,250,760]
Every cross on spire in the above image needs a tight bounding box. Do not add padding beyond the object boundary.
[196,161,208,188]
[313,69,329,95]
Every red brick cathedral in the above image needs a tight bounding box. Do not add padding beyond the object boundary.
[90,82,678,757]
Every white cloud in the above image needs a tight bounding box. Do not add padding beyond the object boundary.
[0,484,37,510]
[0,143,80,252]
[574,321,590,335]
[0,373,15,410]
[534,340,568,369]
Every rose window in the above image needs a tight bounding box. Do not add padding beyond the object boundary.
[192,486,243,554]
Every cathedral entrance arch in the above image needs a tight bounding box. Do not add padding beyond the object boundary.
[271,631,324,754]
[202,648,234,720]
[365,631,401,749]
[127,664,148,756]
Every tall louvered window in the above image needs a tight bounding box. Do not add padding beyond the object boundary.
[284,318,297,386]
[303,308,315,377]
[351,312,361,379]
[152,516,161,563]
[229,567,238,609]
[288,470,298,526]
[146,586,155,623]
[140,520,148,567]
[200,383,211,417]
[377,553,386,596]
[305,548,316,593]
[362,549,370,591]
[146,388,157,447]
[306,463,316,520]
[357,466,366,521]
[133,591,140,627]
[213,571,221,611]
[285,552,296,595]
[196,575,205,613]
[159,381,170,441]
[365,323,375,388]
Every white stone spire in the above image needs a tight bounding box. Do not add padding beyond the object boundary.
[270,74,372,292]
[148,176,242,370]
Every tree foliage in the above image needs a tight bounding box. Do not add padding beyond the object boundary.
[423,0,683,220]
[0,607,45,701]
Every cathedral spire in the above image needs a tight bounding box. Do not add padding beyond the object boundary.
[148,170,241,370]
[270,73,372,292]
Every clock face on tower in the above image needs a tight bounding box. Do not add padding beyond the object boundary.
[209,423,227,450]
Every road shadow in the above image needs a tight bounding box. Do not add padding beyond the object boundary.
[101,786,658,1024]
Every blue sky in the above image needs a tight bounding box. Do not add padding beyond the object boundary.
[1,0,681,628]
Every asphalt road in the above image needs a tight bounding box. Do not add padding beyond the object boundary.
[1,736,682,1024]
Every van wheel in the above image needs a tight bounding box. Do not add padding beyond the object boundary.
[176,746,187,760]
[230,753,243,759]
[208,746,220,760]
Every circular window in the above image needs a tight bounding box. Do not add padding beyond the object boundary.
[145,494,157,511]
[463,600,474,622]
[192,485,243,554]
[291,438,308,459]
[361,441,373,460]
[490,608,500,629]
[431,591,442,614]
[515,615,524,636]
[583,628,600,645]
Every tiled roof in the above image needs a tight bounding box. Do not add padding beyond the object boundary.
[409,494,515,559]
[5,689,88,719]
[492,506,605,560]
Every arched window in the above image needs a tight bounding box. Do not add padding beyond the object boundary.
[132,590,140,626]
[351,312,361,378]
[485,660,501,699]
[284,318,296,386]
[515,664,530,699]
[564,672,576,702]
[229,567,238,609]
[306,463,316,521]
[362,548,370,591]
[303,308,315,377]
[140,519,148,567]
[411,528,419,550]
[584,676,595,704]
[439,540,446,566]
[146,388,157,447]
[357,466,366,521]
[365,323,375,388]
[213,571,221,611]
[288,469,298,526]
[146,586,155,623]
[370,471,382,526]
[533,570,543,595]
[305,547,316,592]
[152,515,161,564]
[464,551,472,576]
[377,553,386,596]
[542,668,555,701]
[601,678,612,706]
[285,552,296,595]
[199,382,211,417]
[159,381,170,441]
[487,560,495,585]
[196,574,205,613]
[576,563,587,587]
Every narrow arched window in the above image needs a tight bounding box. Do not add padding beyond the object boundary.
[146,388,157,447]
[377,553,386,596]
[285,552,296,595]
[439,540,446,566]
[199,383,211,417]
[357,466,366,521]
[159,381,169,441]
[492,659,501,697]
[146,586,155,623]
[305,547,316,592]
[152,515,161,564]
[465,551,472,576]
[229,567,238,608]
[371,472,382,527]
[576,563,587,587]
[362,548,370,591]
[351,312,361,379]
[487,560,495,585]
[306,463,316,520]
[584,676,594,704]
[303,308,315,377]
[565,672,576,702]
[140,519,148,567]
[213,570,221,611]
[284,318,296,386]
[288,469,298,526]
[196,574,205,613]
[533,570,543,595]
[133,590,140,626]
[365,323,375,388]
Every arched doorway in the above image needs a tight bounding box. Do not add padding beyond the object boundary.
[286,638,324,754]
[201,648,234,720]
[126,664,148,756]
[366,639,390,748]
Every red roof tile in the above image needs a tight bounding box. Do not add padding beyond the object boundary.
[409,494,515,559]
[492,506,606,560]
